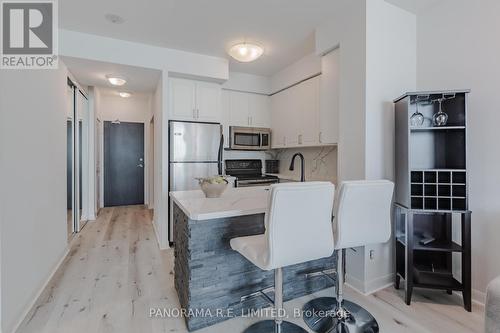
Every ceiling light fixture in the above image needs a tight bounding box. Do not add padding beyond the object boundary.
[106,75,127,86]
[119,92,131,98]
[228,43,264,62]
[105,13,125,24]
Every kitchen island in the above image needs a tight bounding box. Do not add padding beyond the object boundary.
[169,187,336,331]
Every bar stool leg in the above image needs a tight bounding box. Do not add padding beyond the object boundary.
[243,268,308,333]
[302,250,380,333]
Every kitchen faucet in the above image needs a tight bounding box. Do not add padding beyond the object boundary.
[289,153,305,182]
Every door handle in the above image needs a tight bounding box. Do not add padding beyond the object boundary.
[137,164,144,168]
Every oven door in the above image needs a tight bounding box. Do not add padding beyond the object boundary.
[236,179,279,187]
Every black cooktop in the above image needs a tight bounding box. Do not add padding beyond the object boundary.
[225,159,277,180]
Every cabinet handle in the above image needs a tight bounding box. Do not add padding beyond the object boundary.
[298,134,303,145]
[283,136,286,146]
[197,109,200,119]
[319,131,322,143]
[193,109,196,119]
[248,116,251,125]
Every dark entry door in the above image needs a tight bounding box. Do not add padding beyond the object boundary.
[104,121,144,206]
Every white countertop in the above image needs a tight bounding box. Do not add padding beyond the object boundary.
[169,187,270,221]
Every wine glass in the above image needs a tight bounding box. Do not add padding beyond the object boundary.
[433,98,448,127]
[410,100,424,127]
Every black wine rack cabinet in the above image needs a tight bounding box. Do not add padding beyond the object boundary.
[393,90,471,311]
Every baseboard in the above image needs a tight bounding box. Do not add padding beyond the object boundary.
[345,273,394,295]
[151,219,168,250]
[364,273,394,294]
[9,245,70,333]
[345,273,365,294]
[472,288,486,305]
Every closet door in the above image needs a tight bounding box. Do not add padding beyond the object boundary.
[75,89,90,231]
[66,84,75,240]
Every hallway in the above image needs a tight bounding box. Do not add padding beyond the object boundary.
[16,206,484,333]
[16,206,178,333]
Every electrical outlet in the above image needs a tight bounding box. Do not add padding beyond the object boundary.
[369,250,375,260]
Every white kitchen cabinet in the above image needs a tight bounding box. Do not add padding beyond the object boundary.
[270,76,321,148]
[169,78,221,122]
[227,91,270,127]
[319,49,339,144]
[248,94,270,127]
[296,76,320,146]
[284,84,300,146]
[270,89,288,148]
[229,91,250,126]
[169,78,196,120]
[196,81,221,122]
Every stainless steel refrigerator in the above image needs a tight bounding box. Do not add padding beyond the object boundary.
[168,121,223,242]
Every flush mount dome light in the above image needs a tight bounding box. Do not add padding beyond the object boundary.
[106,75,127,86]
[119,92,131,98]
[228,43,264,62]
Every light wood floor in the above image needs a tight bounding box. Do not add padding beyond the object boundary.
[17,205,484,333]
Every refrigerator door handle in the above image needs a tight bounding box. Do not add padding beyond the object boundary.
[218,133,224,175]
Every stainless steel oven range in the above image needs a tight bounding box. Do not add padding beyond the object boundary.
[225,159,279,187]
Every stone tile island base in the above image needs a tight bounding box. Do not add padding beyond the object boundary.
[173,203,336,331]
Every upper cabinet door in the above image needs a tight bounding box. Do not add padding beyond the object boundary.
[248,94,270,128]
[229,91,250,126]
[195,81,221,122]
[270,90,287,148]
[297,76,320,145]
[284,84,300,146]
[170,78,196,120]
[319,49,339,144]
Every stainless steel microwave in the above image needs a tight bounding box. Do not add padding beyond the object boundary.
[229,126,271,150]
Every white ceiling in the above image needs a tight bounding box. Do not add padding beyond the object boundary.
[59,0,338,76]
[62,56,161,93]
[385,0,440,14]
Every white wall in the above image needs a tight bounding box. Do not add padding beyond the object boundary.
[152,77,168,248]
[417,0,500,302]
[59,30,228,82]
[270,52,321,94]
[315,0,368,292]
[316,0,367,183]
[97,90,152,123]
[363,0,417,293]
[316,0,417,294]
[0,64,69,333]
[222,72,270,95]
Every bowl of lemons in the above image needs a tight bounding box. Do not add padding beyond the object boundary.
[196,176,229,198]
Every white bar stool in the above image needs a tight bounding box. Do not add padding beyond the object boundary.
[230,182,336,333]
[303,180,394,333]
